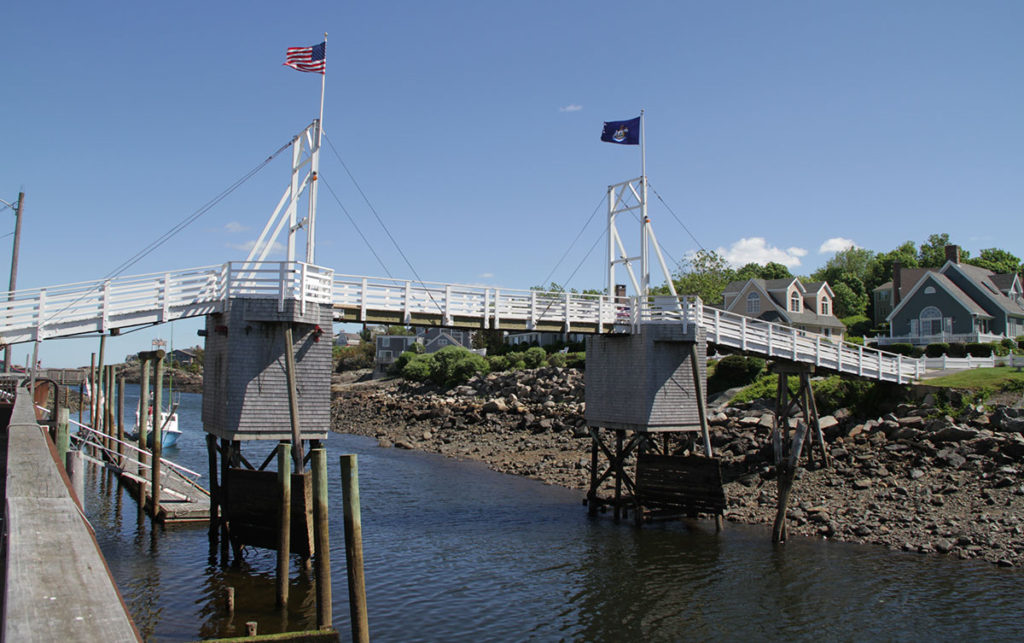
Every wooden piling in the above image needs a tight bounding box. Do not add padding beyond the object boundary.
[283,326,305,474]
[312,448,332,630]
[138,355,151,467]
[277,442,292,609]
[772,422,808,544]
[66,449,84,510]
[55,407,70,464]
[88,353,95,430]
[152,356,164,517]
[207,434,220,544]
[340,454,369,643]
[96,336,105,437]
[246,622,258,637]
[117,374,125,463]
[226,587,235,613]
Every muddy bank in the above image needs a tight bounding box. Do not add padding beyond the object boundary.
[331,368,1024,567]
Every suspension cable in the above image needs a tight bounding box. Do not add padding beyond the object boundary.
[537,192,606,291]
[322,130,443,316]
[319,176,394,278]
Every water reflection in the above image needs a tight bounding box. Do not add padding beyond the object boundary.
[82,387,1024,641]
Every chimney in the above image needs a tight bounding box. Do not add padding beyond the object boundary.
[945,245,961,264]
[892,260,902,306]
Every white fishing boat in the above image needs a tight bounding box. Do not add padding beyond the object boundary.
[133,402,182,448]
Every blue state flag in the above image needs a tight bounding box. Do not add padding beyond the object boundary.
[600,117,640,145]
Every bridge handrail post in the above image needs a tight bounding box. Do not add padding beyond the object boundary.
[300,262,309,315]
[858,345,864,377]
[360,278,368,322]
[564,292,571,334]
[101,280,111,333]
[161,273,171,322]
[740,316,747,351]
[35,288,46,341]
[713,308,720,344]
[791,326,798,361]
[278,262,288,312]
[529,291,537,331]
[878,349,883,380]
[444,285,452,326]
[766,323,773,357]
[681,297,688,334]
[494,288,501,329]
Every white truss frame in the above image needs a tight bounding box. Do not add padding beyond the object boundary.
[607,177,677,299]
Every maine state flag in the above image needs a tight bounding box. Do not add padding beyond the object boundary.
[600,117,640,145]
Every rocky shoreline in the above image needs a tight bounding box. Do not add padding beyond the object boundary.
[330,367,1024,567]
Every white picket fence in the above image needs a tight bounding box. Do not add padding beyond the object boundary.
[923,354,1024,371]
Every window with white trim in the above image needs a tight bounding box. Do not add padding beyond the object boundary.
[820,299,830,316]
[746,292,760,314]
[790,291,801,312]
[920,306,942,335]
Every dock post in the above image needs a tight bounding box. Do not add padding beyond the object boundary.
[96,336,105,441]
[312,448,332,629]
[340,454,369,642]
[276,442,292,609]
[88,353,95,431]
[151,355,164,518]
[207,434,220,545]
[283,326,305,474]
[138,355,151,468]
[66,449,84,510]
[55,407,70,464]
[117,373,125,464]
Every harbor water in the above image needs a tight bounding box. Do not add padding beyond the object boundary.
[84,387,1024,641]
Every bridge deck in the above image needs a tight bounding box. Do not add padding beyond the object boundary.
[0,261,921,384]
[3,391,139,642]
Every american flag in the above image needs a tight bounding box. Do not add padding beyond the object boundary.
[284,42,326,74]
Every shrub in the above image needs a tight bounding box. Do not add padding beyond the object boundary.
[841,315,872,337]
[430,345,490,387]
[334,342,375,371]
[565,352,586,370]
[925,343,949,358]
[546,352,568,368]
[389,350,419,375]
[993,342,1011,357]
[845,336,864,346]
[708,355,765,394]
[1018,336,1024,349]
[885,343,922,358]
[401,354,435,382]
[965,343,993,358]
[487,354,512,372]
[523,346,547,369]
[947,342,967,358]
[1001,338,1017,351]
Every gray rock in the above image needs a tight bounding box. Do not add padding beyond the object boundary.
[931,426,979,443]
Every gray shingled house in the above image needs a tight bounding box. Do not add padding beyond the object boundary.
[881,247,1024,346]
[720,277,847,339]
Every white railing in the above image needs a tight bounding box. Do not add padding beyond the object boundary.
[700,305,921,384]
[924,354,1024,371]
[1,263,921,383]
[0,261,334,345]
[878,331,1005,346]
[331,274,619,331]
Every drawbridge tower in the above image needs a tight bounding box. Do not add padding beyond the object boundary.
[584,142,725,525]
[202,120,335,562]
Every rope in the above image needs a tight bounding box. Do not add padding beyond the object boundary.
[322,130,444,316]
[537,192,606,291]
[319,176,394,278]
[40,135,295,328]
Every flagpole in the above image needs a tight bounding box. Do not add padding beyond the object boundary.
[308,32,327,264]
[640,109,649,296]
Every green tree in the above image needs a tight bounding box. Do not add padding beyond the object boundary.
[735,262,792,281]
[867,241,918,292]
[385,325,414,336]
[831,277,868,317]
[664,249,736,304]
[918,233,969,268]
[812,246,875,285]
[966,248,1022,275]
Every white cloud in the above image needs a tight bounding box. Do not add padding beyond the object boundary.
[478,272,495,279]
[227,240,285,254]
[716,237,808,268]
[224,221,249,233]
[559,104,583,112]
[818,237,858,254]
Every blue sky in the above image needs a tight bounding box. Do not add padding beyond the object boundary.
[3,1,1023,367]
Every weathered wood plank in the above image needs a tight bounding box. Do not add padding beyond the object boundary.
[4,392,140,642]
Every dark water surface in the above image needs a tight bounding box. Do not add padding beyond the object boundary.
[84,387,1024,641]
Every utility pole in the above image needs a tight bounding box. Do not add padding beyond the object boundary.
[2,191,24,372]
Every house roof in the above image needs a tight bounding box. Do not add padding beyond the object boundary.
[947,263,1024,316]
[990,273,1018,293]
[873,267,937,298]
[887,270,992,322]
[723,278,844,330]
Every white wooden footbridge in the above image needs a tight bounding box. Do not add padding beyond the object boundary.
[0,259,921,383]
[0,120,921,384]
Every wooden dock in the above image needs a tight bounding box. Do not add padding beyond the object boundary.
[3,389,141,641]
[73,423,210,523]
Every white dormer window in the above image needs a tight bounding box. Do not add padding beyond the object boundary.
[790,291,801,312]
[820,299,830,316]
[746,292,760,314]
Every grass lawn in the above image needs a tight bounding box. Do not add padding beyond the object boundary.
[922,366,1024,390]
